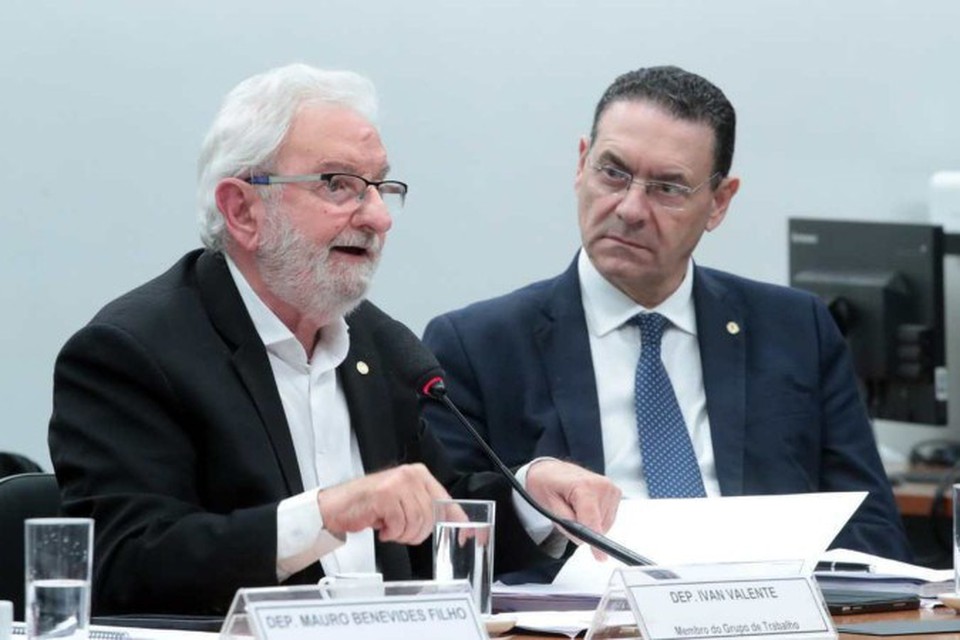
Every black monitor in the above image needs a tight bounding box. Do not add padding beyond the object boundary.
[788,218,947,425]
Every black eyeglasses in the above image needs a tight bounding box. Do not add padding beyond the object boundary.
[245,172,408,211]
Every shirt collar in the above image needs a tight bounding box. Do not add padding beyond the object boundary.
[225,254,350,370]
[577,249,697,337]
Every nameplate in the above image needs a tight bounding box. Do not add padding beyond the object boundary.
[624,576,832,640]
[247,593,486,640]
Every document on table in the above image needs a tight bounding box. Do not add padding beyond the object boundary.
[552,492,867,593]
[815,548,953,597]
[10,624,218,640]
[818,547,951,583]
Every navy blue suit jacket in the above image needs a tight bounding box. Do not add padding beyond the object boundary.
[423,256,911,562]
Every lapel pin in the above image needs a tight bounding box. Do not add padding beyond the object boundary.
[726,321,740,335]
[356,361,370,375]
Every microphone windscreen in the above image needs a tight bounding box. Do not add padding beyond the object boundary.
[372,315,444,393]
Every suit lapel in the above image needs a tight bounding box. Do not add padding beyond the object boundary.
[534,258,606,474]
[693,267,747,495]
[340,303,412,580]
[196,250,304,496]
[339,304,400,475]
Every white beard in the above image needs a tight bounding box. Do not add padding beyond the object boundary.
[255,204,381,324]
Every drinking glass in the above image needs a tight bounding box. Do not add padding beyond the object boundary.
[25,518,93,640]
[433,499,495,615]
[954,484,960,594]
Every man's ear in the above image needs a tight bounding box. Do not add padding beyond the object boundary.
[215,178,263,252]
[574,135,591,189]
[705,176,740,232]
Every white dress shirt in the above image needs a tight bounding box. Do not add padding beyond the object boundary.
[577,250,721,498]
[226,257,372,581]
[226,258,554,580]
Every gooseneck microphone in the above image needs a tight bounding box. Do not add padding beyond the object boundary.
[375,315,652,567]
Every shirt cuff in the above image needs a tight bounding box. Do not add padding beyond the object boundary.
[512,457,561,546]
[276,489,346,582]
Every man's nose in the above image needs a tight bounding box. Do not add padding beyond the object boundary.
[353,187,394,233]
[614,183,654,223]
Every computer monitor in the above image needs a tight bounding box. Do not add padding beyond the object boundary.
[788,218,947,425]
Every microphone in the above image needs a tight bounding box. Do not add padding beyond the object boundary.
[375,316,652,567]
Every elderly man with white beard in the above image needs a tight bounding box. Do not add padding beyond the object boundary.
[48,63,621,617]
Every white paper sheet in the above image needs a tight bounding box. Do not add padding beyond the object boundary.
[11,623,218,640]
[513,610,599,638]
[553,491,867,593]
[818,547,952,584]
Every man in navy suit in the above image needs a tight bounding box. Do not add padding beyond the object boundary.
[423,66,911,562]
[48,63,622,615]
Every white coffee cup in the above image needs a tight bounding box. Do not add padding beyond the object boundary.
[318,572,384,599]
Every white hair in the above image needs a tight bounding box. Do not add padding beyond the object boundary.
[197,63,379,251]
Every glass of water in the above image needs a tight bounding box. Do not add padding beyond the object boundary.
[954,484,960,594]
[433,499,495,615]
[25,518,93,640]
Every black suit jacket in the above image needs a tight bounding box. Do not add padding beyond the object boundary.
[423,256,912,562]
[49,249,545,615]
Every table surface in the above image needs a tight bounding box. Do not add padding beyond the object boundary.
[498,606,960,640]
[832,606,960,639]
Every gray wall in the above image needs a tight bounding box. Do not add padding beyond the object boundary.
[3,0,958,469]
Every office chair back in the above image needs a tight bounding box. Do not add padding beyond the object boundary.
[0,472,61,620]
[0,452,43,477]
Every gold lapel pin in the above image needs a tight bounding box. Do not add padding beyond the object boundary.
[726,321,740,335]
[356,361,370,375]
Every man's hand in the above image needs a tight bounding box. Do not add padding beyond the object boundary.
[317,463,450,544]
[525,460,621,560]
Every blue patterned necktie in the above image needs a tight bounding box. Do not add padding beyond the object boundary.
[632,312,706,498]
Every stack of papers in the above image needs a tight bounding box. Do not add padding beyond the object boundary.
[495,492,953,618]
[815,548,952,597]
[493,583,599,613]
[511,611,599,639]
